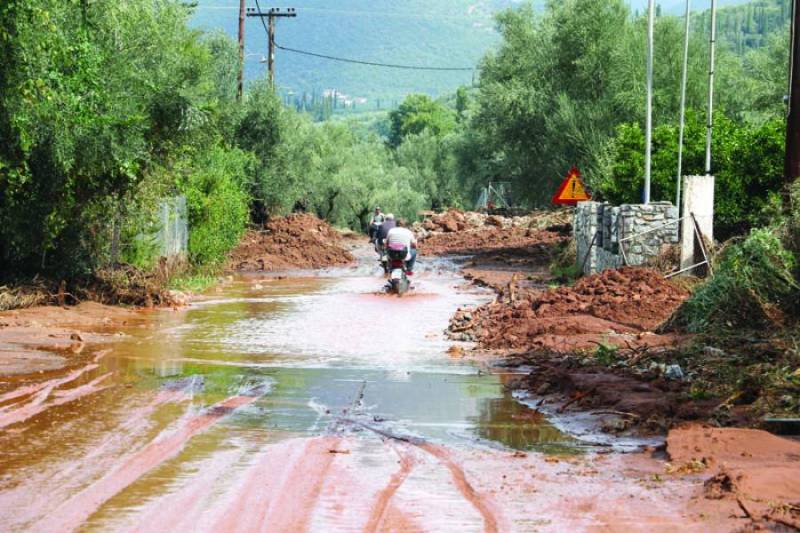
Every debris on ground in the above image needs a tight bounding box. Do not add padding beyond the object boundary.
[0,264,184,311]
[415,209,572,256]
[414,208,572,237]
[450,267,689,352]
[228,213,355,272]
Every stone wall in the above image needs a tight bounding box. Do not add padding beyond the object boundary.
[575,201,679,275]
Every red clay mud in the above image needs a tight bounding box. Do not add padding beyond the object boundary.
[228,213,354,272]
[34,388,265,532]
[0,302,139,377]
[511,355,718,431]
[419,227,566,257]
[667,424,800,529]
[451,267,689,352]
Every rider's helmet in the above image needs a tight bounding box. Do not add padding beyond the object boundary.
[385,213,395,220]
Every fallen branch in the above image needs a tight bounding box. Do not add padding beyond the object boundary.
[591,410,640,419]
[558,387,596,413]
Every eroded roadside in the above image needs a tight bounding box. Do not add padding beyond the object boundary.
[423,209,800,530]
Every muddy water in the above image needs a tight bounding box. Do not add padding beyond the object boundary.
[0,255,578,532]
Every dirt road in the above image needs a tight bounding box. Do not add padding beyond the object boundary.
[0,246,790,531]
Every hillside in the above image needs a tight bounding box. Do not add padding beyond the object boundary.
[191,0,511,105]
[191,0,789,105]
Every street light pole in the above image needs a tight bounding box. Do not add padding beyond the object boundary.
[784,0,800,213]
[705,0,718,176]
[676,0,691,211]
[644,0,656,205]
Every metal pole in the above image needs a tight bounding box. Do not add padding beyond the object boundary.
[644,0,656,205]
[237,0,245,102]
[676,0,691,210]
[268,14,275,86]
[784,0,800,214]
[705,0,718,175]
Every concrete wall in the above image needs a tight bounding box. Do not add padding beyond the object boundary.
[575,201,679,275]
[680,175,715,270]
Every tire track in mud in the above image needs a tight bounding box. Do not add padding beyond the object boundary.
[341,418,503,532]
[0,371,112,429]
[419,443,501,533]
[209,436,341,533]
[364,445,418,533]
[0,386,194,530]
[0,350,114,428]
[32,387,266,533]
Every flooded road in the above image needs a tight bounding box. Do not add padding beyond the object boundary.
[1,254,609,532]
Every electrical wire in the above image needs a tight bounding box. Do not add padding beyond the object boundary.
[249,1,474,72]
[253,0,271,38]
[273,42,475,71]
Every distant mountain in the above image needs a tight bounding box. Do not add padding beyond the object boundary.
[628,0,753,15]
[191,0,513,106]
[190,0,786,105]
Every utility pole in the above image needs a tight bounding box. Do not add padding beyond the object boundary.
[705,0,718,175]
[238,0,245,101]
[784,0,800,213]
[676,0,691,211]
[246,7,297,86]
[644,0,655,205]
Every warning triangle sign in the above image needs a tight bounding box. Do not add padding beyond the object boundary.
[552,166,591,205]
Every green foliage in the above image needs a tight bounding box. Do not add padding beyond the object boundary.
[388,94,457,148]
[464,0,790,211]
[179,147,252,267]
[594,342,621,366]
[596,112,785,237]
[0,0,244,276]
[675,229,799,332]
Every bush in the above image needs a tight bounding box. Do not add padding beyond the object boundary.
[674,229,798,332]
[596,113,785,239]
[179,146,252,267]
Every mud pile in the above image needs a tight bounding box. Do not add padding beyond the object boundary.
[229,214,354,272]
[451,267,689,352]
[419,227,566,257]
[414,209,572,256]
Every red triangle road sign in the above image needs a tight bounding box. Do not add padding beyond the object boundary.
[552,166,591,205]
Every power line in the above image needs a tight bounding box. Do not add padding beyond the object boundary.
[273,41,475,71]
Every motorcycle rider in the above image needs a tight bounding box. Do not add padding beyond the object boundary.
[385,218,418,274]
[368,207,385,243]
[376,213,396,247]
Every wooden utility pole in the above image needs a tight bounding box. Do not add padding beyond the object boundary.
[785,0,800,212]
[238,0,245,101]
[246,7,297,86]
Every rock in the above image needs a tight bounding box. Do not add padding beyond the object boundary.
[703,346,726,357]
[665,364,684,380]
[166,290,189,307]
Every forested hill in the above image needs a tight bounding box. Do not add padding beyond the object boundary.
[190,0,512,105]
[693,0,791,53]
[191,0,788,106]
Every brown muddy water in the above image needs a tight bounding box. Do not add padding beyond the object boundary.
[0,257,593,532]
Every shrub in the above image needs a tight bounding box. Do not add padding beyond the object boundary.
[674,229,798,332]
[179,146,252,267]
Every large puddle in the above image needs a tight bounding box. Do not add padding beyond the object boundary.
[0,254,580,530]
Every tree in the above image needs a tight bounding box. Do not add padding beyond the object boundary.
[387,94,456,148]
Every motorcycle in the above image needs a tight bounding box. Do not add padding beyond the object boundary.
[385,243,411,295]
[375,240,389,274]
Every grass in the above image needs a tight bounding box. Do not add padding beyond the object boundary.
[168,273,219,293]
